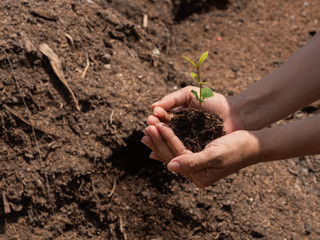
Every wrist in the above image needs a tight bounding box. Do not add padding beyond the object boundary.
[228,84,275,131]
[240,130,263,167]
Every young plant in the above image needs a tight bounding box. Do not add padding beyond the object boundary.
[183,52,214,111]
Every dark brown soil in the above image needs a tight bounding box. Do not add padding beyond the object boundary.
[0,0,320,239]
[169,109,225,152]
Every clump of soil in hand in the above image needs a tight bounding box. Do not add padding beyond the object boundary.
[168,109,225,152]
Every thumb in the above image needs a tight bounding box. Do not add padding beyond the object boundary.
[167,147,214,173]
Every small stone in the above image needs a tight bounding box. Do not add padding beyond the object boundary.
[101,53,112,64]
[152,48,160,56]
[230,66,239,72]
[24,153,34,159]
[104,64,111,70]
[305,223,311,235]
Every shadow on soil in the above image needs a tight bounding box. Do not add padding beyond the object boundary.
[173,0,230,21]
[109,130,187,192]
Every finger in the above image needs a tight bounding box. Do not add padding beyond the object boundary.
[167,153,215,188]
[189,168,229,188]
[141,135,157,152]
[143,128,149,136]
[153,107,172,123]
[141,135,167,163]
[147,125,175,162]
[149,151,164,162]
[167,157,193,181]
[147,115,161,125]
[167,147,215,173]
[155,123,191,156]
[151,87,197,111]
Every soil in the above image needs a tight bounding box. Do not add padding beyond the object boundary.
[0,0,320,239]
[169,109,225,152]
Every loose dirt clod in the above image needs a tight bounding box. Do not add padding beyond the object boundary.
[169,109,225,152]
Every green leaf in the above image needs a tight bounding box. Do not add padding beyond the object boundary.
[191,90,204,102]
[198,52,208,66]
[202,81,209,84]
[201,87,214,99]
[190,72,199,82]
[183,55,197,67]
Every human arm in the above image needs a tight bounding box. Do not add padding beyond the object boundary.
[231,31,320,130]
[157,114,320,187]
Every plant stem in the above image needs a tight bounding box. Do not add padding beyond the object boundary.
[197,67,202,111]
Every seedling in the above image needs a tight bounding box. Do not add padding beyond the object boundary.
[183,52,214,111]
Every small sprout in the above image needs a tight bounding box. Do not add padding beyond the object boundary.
[183,52,214,111]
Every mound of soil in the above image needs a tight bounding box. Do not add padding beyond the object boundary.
[169,109,225,152]
[1,0,320,239]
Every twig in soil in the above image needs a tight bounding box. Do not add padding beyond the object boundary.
[3,104,59,138]
[108,178,117,197]
[91,177,102,221]
[1,47,55,214]
[110,109,115,125]
[27,208,35,224]
[31,8,58,21]
[2,191,11,214]
[81,53,90,78]
[22,33,36,53]
[39,43,80,111]
[64,33,75,49]
[91,178,96,193]
[119,215,127,240]
[78,178,85,191]
[143,14,148,28]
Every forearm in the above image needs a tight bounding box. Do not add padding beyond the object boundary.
[231,31,320,130]
[252,114,320,163]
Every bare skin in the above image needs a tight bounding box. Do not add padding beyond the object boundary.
[141,32,320,188]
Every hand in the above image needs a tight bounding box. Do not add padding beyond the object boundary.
[143,114,259,187]
[146,86,244,134]
[166,130,260,187]
[142,86,245,163]
[141,86,255,187]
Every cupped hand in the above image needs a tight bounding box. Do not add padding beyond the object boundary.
[166,130,260,187]
[142,86,244,161]
[146,86,244,134]
[141,86,254,186]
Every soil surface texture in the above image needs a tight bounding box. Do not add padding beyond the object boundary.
[169,109,225,152]
[0,0,320,239]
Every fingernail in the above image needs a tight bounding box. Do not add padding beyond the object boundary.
[155,123,164,130]
[153,100,161,106]
[143,128,149,135]
[167,161,181,172]
[149,152,156,159]
[153,109,159,116]
[156,123,169,130]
